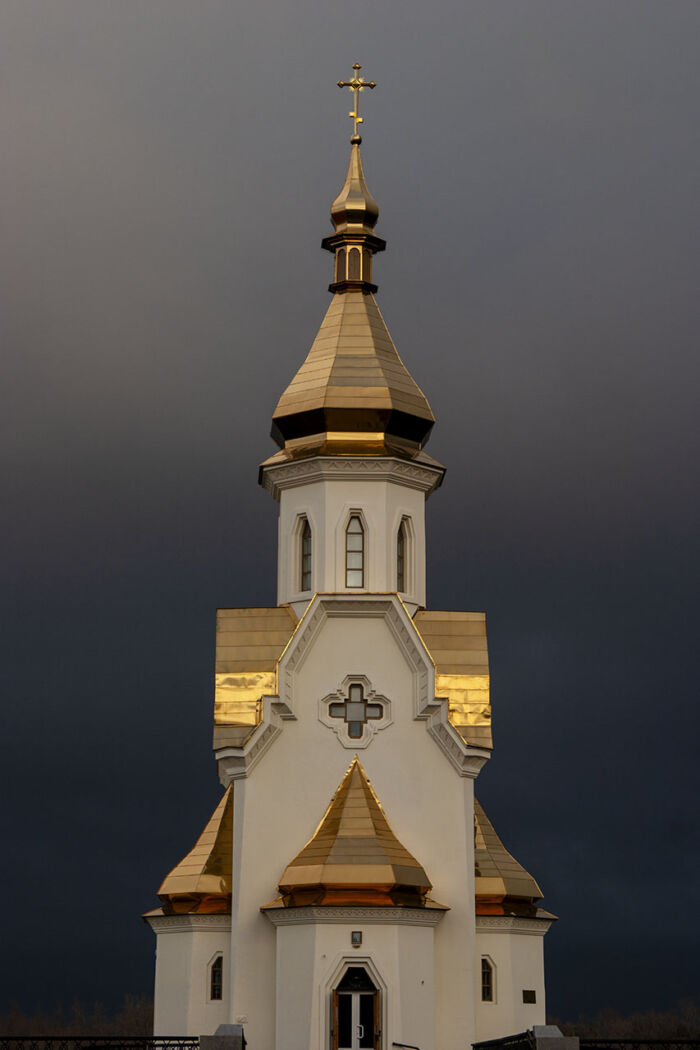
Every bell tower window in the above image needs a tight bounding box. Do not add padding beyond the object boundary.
[397,520,407,592]
[347,246,361,280]
[345,515,365,588]
[301,517,312,592]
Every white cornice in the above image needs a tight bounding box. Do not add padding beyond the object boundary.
[145,913,231,934]
[262,905,447,927]
[261,456,444,501]
[475,915,554,936]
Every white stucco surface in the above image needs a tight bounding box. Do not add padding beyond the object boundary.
[149,915,230,1036]
[475,917,552,1040]
[268,915,440,1050]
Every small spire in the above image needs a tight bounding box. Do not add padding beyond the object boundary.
[322,64,384,294]
[337,62,376,144]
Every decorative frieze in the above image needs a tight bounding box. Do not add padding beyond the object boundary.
[261,455,444,501]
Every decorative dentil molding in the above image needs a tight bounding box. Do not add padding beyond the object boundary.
[261,456,444,501]
[263,905,446,928]
[475,915,554,936]
[146,913,232,934]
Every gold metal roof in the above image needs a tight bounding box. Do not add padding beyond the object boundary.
[413,610,492,750]
[212,606,490,750]
[275,756,433,907]
[271,291,435,452]
[213,606,298,750]
[474,799,543,915]
[157,785,233,914]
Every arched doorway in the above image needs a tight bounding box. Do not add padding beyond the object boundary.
[332,966,380,1050]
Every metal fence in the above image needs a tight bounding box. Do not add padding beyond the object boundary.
[580,1041,700,1050]
[0,1039,199,1050]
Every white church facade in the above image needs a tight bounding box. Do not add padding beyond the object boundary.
[144,66,555,1050]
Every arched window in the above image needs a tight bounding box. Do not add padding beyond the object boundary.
[347,247,361,281]
[210,955,223,1001]
[481,957,493,1002]
[301,518,312,592]
[345,516,364,588]
[397,520,407,592]
[335,249,346,283]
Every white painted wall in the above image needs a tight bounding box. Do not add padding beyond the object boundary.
[475,918,552,1041]
[221,603,483,1050]
[263,457,442,611]
[148,915,230,1036]
[268,917,439,1050]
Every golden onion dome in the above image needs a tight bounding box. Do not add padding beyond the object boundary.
[329,143,380,235]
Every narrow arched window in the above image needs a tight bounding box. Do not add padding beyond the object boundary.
[347,247,361,281]
[335,249,346,283]
[397,520,406,592]
[481,958,493,1002]
[345,516,364,588]
[301,518,312,592]
[210,955,223,1001]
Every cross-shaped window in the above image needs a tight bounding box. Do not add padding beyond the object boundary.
[328,683,383,739]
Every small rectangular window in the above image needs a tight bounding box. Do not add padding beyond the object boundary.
[523,989,536,1004]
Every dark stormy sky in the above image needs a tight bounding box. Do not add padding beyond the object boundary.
[2,0,699,1024]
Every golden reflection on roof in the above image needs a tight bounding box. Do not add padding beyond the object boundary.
[474,799,543,916]
[270,291,435,451]
[273,756,435,907]
[156,785,233,914]
[413,610,492,750]
[213,606,298,750]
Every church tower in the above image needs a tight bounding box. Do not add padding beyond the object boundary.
[145,66,555,1050]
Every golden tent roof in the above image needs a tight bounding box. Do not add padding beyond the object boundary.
[273,756,433,907]
[147,781,547,918]
[474,799,543,916]
[270,291,435,455]
[154,784,233,915]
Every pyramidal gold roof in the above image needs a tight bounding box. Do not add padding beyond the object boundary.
[271,290,435,453]
[156,785,233,914]
[474,799,543,915]
[275,757,433,907]
[268,135,436,458]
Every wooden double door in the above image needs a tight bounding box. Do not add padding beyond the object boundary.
[332,967,380,1050]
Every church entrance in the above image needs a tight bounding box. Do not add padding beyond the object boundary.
[332,966,380,1050]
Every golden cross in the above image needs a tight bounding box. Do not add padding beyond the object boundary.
[337,63,376,142]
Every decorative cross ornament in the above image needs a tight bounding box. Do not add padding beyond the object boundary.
[329,682,383,739]
[337,63,376,143]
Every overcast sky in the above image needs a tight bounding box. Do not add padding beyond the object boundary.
[1,0,699,1024]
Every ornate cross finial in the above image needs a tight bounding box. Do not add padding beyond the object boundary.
[337,63,376,144]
